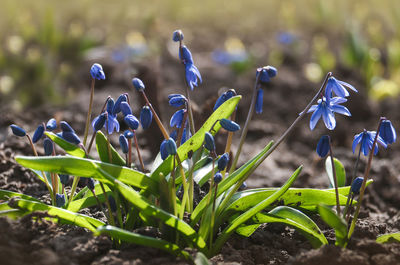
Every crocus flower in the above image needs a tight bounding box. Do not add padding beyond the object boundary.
[90,63,106,80]
[352,130,387,156]
[255,88,264,114]
[325,76,357,98]
[379,120,396,144]
[316,135,330,157]
[307,96,351,130]
[10,124,26,137]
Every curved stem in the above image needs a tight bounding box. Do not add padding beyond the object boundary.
[83,78,95,147]
[133,132,145,171]
[140,91,169,140]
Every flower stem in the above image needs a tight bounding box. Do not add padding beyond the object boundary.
[328,138,341,216]
[140,91,169,140]
[133,132,145,171]
[222,110,236,176]
[343,145,362,219]
[348,118,385,240]
[83,78,95,147]
[184,85,196,135]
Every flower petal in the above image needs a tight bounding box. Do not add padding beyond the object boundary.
[322,107,336,130]
[338,80,358,93]
[352,132,363,153]
[310,105,323,130]
[331,104,351,116]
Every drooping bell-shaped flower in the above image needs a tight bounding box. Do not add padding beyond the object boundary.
[316,135,330,158]
[32,124,45,143]
[220,118,240,132]
[379,120,396,145]
[90,63,106,80]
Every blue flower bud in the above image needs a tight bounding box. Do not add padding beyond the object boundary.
[179,45,194,64]
[165,138,177,155]
[90,63,106,80]
[213,90,236,111]
[169,94,187,107]
[255,88,264,114]
[43,138,54,155]
[257,65,277,84]
[160,140,169,160]
[108,195,117,212]
[170,109,186,128]
[172,30,184,42]
[32,124,45,143]
[140,106,153,129]
[59,174,69,185]
[168,94,182,100]
[124,114,139,130]
[10,124,26,137]
[120,102,132,116]
[87,178,95,191]
[214,172,223,184]
[119,134,129,154]
[62,131,81,145]
[60,121,75,133]
[316,135,330,158]
[92,112,107,132]
[112,94,127,115]
[170,130,178,141]
[204,132,215,151]
[124,130,134,139]
[220,118,240,132]
[239,182,247,190]
[56,194,66,207]
[46,118,57,131]
[351,177,364,195]
[379,120,396,145]
[217,153,229,171]
[132,78,145,92]
[106,98,115,114]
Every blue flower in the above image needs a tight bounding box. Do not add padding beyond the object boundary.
[204,132,215,151]
[220,118,240,132]
[132,78,145,92]
[32,124,45,143]
[307,96,351,130]
[352,130,387,156]
[112,94,127,114]
[120,102,132,116]
[217,153,229,171]
[214,172,223,183]
[140,106,153,129]
[56,194,66,207]
[325,77,357,98]
[60,121,81,144]
[214,89,236,111]
[119,134,129,154]
[170,109,186,128]
[124,114,139,130]
[124,130,134,139]
[179,45,194,64]
[90,63,106,80]
[46,118,57,131]
[92,112,107,132]
[169,94,187,107]
[160,140,169,160]
[350,177,364,195]
[165,138,177,155]
[172,30,184,42]
[255,88,263,114]
[105,99,120,134]
[43,138,53,156]
[257,66,277,84]
[316,135,330,157]
[379,120,396,144]
[185,63,202,90]
[59,174,69,185]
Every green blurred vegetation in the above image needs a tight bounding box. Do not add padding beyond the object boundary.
[1,0,400,108]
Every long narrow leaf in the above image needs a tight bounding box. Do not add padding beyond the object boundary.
[0,189,40,202]
[96,131,126,166]
[376,232,400,244]
[15,156,158,194]
[96,225,192,260]
[46,132,86,158]
[317,204,347,247]
[9,198,104,232]
[325,156,346,188]
[212,166,302,256]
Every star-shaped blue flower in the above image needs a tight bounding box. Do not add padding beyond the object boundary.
[307,96,351,130]
[325,77,357,98]
[179,45,202,90]
[352,130,387,156]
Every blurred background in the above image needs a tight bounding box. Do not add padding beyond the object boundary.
[1,0,400,110]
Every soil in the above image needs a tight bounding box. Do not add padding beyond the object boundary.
[1,47,400,264]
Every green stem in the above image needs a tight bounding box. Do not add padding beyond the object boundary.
[328,139,341,216]
[133,132,145,171]
[140,91,169,140]
[343,145,362,218]
[184,85,196,135]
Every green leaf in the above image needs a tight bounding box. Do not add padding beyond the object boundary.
[317,204,347,247]
[191,141,274,225]
[194,252,211,265]
[9,198,104,232]
[235,224,260,237]
[376,232,400,244]
[95,167,207,252]
[150,96,241,181]
[193,160,213,187]
[255,206,327,248]
[96,225,192,260]
[15,156,158,195]
[67,185,112,212]
[211,166,302,256]
[45,132,86,158]
[0,202,26,219]
[0,189,40,202]
[95,131,126,166]
[325,156,346,188]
